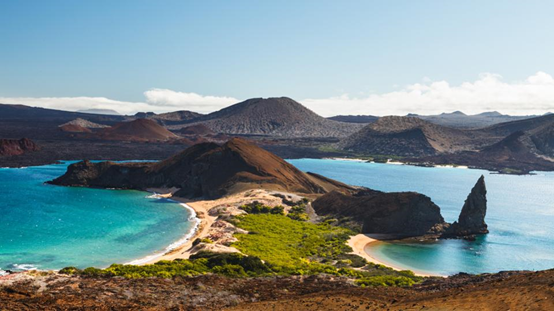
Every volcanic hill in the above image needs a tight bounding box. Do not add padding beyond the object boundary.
[60,118,109,129]
[135,110,203,124]
[173,97,364,138]
[339,116,487,157]
[49,138,353,198]
[96,119,179,142]
[414,131,554,173]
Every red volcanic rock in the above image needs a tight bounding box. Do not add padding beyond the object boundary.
[59,124,92,133]
[97,119,179,141]
[0,138,40,156]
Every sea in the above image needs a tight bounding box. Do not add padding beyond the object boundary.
[1,159,553,276]
[0,161,197,272]
[289,159,554,276]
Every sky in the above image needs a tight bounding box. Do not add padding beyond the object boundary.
[1,0,554,116]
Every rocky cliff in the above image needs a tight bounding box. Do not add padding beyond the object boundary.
[0,138,40,156]
[312,189,448,236]
[445,175,488,237]
[312,176,488,239]
[49,138,352,199]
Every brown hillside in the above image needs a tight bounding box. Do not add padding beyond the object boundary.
[97,119,179,141]
[50,138,352,198]
[340,116,490,156]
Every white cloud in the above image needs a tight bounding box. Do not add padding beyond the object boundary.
[143,89,238,113]
[1,72,554,117]
[302,72,554,117]
[0,91,239,115]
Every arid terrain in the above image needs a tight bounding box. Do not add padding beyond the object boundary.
[1,269,552,310]
[2,99,554,173]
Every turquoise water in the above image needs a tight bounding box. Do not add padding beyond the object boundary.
[0,162,196,272]
[289,159,554,276]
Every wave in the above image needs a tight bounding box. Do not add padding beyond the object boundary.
[125,195,200,265]
[9,263,38,271]
[0,270,8,276]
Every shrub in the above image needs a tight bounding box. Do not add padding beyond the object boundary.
[356,275,416,287]
[59,266,80,275]
[211,264,247,277]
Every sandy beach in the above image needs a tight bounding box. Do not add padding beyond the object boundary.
[141,188,295,264]
[347,234,439,277]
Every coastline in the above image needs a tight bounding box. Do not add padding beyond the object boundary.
[125,194,201,265]
[347,234,441,277]
[132,190,444,277]
[135,188,217,265]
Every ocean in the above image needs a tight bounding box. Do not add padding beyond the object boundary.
[0,162,197,272]
[289,159,554,276]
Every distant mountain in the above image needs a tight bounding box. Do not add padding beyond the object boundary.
[0,104,124,123]
[414,131,554,174]
[327,115,379,124]
[339,116,488,157]
[134,110,203,123]
[77,109,121,115]
[96,119,179,142]
[413,111,537,129]
[173,97,364,138]
[331,111,538,129]
[60,118,109,129]
[59,124,92,133]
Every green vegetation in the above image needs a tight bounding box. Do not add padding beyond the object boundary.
[230,213,422,285]
[356,275,416,287]
[231,213,352,267]
[239,201,284,215]
[286,204,309,221]
[60,252,272,278]
[61,205,422,287]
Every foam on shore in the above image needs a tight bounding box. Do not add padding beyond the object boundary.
[124,195,200,265]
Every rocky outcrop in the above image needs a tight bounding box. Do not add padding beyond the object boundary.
[312,189,448,237]
[312,176,488,239]
[0,138,39,156]
[445,175,488,237]
[49,138,352,199]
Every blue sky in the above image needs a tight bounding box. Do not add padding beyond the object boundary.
[1,1,553,116]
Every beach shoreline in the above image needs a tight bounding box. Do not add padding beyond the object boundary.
[347,234,441,277]
[136,188,217,264]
